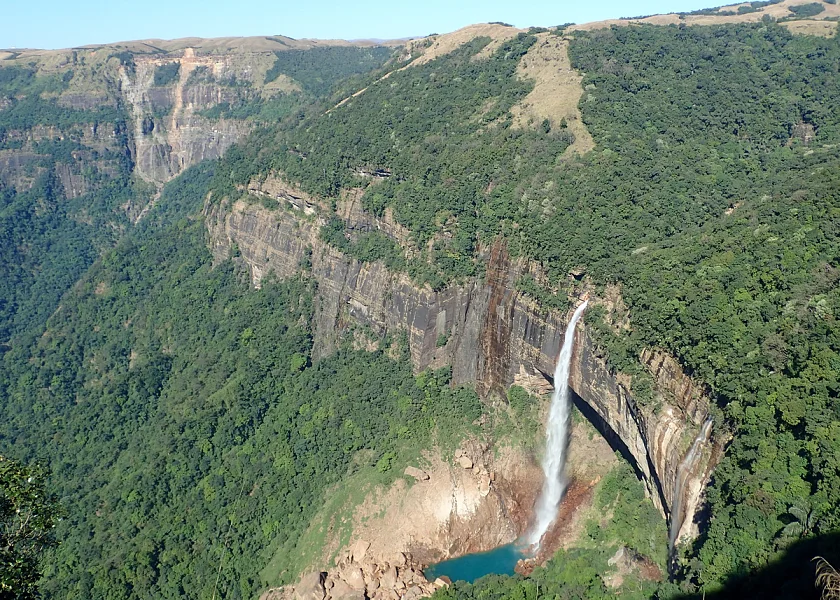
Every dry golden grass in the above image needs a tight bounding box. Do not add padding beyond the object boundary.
[783,19,839,36]
[407,23,523,67]
[331,24,522,111]
[571,0,840,32]
[815,557,840,600]
[509,33,595,156]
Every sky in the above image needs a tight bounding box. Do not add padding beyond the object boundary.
[6,0,729,50]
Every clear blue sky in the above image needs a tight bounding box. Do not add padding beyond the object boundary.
[6,0,727,50]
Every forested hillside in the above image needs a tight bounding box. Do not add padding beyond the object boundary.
[208,20,840,596]
[1,8,840,600]
[0,41,395,355]
[0,65,136,350]
[1,163,485,598]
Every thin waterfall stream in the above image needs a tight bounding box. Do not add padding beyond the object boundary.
[526,301,588,549]
[668,417,713,551]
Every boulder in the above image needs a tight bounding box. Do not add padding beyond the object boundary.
[380,566,398,589]
[351,540,371,563]
[329,579,361,600]
[390,552,407,567]
[433,576,451,588]
[403,466,430,482]
[342,567,366,591]
[478,473,491,497]
[457,456,473,469]
[402,586,425,600]
[295,572,326,600]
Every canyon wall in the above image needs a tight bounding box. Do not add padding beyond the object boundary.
[1,43,292,216]
[206,186,722,545]
[117,47,259,186]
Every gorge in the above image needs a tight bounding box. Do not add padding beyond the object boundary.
[207,187,721,554]
[3,2,840,598]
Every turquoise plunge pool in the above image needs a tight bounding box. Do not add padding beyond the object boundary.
[423,543,527,584]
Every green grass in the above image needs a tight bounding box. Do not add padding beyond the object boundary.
[259,431,455,586]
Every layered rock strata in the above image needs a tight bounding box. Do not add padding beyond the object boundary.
[206,185,721,546]
[117,47,254,185]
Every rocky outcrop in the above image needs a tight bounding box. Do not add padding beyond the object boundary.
[341,443,539,569]
[206,181,723,547]
[261,443,540,600]
[260,552,440,600]
[118,47,254,186]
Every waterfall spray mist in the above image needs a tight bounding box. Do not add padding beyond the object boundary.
[527,301,588,549]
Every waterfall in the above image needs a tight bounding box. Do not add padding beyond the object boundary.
[526,301,588,549]
[668,417,713,551]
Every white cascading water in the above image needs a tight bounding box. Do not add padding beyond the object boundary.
[527,300,588,549]
[668,417,713,551]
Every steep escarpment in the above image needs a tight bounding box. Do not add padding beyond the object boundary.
[117,47,263,186]
[1,38,396,208]
[206,189,721,547]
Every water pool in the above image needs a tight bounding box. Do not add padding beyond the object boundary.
[423,543,526,584]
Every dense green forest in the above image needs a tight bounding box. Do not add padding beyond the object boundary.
[206,21,840,596]
[212,34,573,288]
[263,46,396,96]
[198,45,396,123]
[0,163,486,598]
[2,13,840,600]
[0,65,138,352]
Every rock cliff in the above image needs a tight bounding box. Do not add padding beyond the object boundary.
[0,45,259,195]
[117,47,257,185]
[206,186,722,547]
[0,37,391,215]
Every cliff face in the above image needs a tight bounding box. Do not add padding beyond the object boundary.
[117,47,257,186]
[206,188,722,545]
[1,42,296,213]
[0,121,126,198]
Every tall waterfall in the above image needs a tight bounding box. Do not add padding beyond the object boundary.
[668,417,713,550]
[527,301,588,549]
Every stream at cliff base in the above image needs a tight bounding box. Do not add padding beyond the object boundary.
[423,543,525,584]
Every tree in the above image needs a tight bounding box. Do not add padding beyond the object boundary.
[0,456,61,599]
[781,504,820,540]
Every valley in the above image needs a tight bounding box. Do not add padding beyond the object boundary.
[2,1,840,599]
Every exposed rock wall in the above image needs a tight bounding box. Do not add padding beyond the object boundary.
[0,123,123,196]
[1,44,267,207]
[118,48,252,185]
[261,443,542,600]
[206,187,722,546]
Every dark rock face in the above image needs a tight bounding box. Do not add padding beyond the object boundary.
[206,193,723,544]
